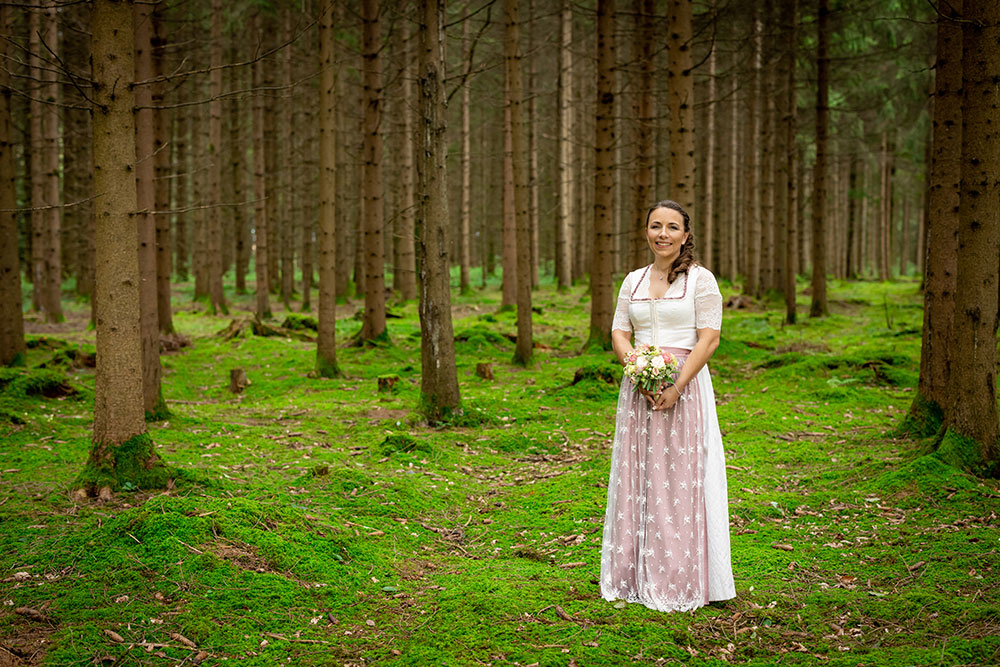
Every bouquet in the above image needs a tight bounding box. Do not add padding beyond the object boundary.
[623,344,679,393]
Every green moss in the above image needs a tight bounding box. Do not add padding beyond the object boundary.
[282,314,318,331]
[899,391,943,437]
[0,367,75,398]
[380,433,428,455]
[315,355,342,378]
[75,433,173,493]
[145,392,171,422]
[937,427,995,476]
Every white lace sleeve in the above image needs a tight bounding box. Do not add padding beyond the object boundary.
[694,267,723,330]
[612,273,633,333]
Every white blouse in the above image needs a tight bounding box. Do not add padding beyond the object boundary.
[612,264,723,349]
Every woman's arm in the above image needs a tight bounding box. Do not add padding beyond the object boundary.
[649,326,720,411]
[612,329,634,366]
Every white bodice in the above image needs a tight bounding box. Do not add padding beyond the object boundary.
[612,264,723,350]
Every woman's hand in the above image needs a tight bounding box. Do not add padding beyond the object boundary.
[643,383,682,411]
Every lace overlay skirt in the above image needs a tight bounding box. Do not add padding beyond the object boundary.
[600,347,734,612]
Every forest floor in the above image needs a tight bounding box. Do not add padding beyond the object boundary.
[1,273,998,667]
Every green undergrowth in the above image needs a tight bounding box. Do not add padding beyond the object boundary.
[1,275,998,666]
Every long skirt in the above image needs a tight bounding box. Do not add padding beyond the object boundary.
[600,347,736,612]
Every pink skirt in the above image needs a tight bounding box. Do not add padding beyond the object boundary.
[600,347,711,612]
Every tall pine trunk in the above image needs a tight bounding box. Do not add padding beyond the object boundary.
[555,0,573,290]
[0,3,25,366]
[506,0,533,365]
[809,0,829,317]
[252,12,272,321]
[316,1,340,378]
[667,0,695,216]
[909,0,961,432]
[631,0,654,270]
[207,0,226,314]
[134,0,165,418]
[417,0,461,421]
[152,8,173,334]
[82,0,168,495]
[359,0,387,343]
[588,0,615,350]
[941,0,999,472]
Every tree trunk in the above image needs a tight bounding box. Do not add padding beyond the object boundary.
[501,79,517,309]
[252,12,271,321]
[809,0,829,317]
[506,0,533,365]
[417,0,461,422]
[667,0,695,216]
[232,55,249,295]
[777,0,796,321]
[174,94,188,283]
[702,0,716,271]
[206,0,226,315]
[83,0,168,494]
[359,0,387,343]
[458,7,473,294]
[316,2,340,378]
[280,10,295,310]
[556,0,573,290]
[588,0,615,350]
[743,4,761,297]
[632,0,654,270]
[134,0,165,419]
[0,3,24,366]
[152,8,172,334]
[942,0,999,471]
[396,16,417,301]
[41,2,62,323]
[911,1,961,431]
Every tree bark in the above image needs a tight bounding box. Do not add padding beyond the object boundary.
[316,1,340,378]
[394,19,417,302]
[152,8,173,334]
[501,78,517,309]
[780,0,797,322]
[134,0,165,418]
[459,6,472,295]
[207,0,226,315]
[417,0,461,421]
[555,0,573,290]
[252,12,271,321]
[743,3,762,296]
[41,2,62,323]
[280,9,295,310]
[85,0,168,493]
[809,0,829,317]
[506,0,533,365]
[702,0,716,271]
[911,0,961,429]
[0,3,24,366]
[943,0,999,470]
[632,0,654,270]
[667,0,695,216]
[360,0,387,343]
[588,0,615,350]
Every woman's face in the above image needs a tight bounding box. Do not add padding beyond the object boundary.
[646,207,689,264]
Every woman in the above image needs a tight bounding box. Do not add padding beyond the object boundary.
[600,200,736,612]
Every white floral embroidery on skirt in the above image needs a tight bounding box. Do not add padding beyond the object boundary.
[600,347,711,612]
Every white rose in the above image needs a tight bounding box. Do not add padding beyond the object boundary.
[651,355,665,369]
[635,356,648,371]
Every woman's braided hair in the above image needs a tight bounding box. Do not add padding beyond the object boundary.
[645,199,696,284]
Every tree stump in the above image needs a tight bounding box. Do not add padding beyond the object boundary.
[377,375,400,392]
[475,363,494,380]
[230,368,249,393]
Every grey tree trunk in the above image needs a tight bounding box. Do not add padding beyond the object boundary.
[809,0,829,317]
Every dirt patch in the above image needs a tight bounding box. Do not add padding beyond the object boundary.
[0,618,57,666]
[366,406,411,422]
